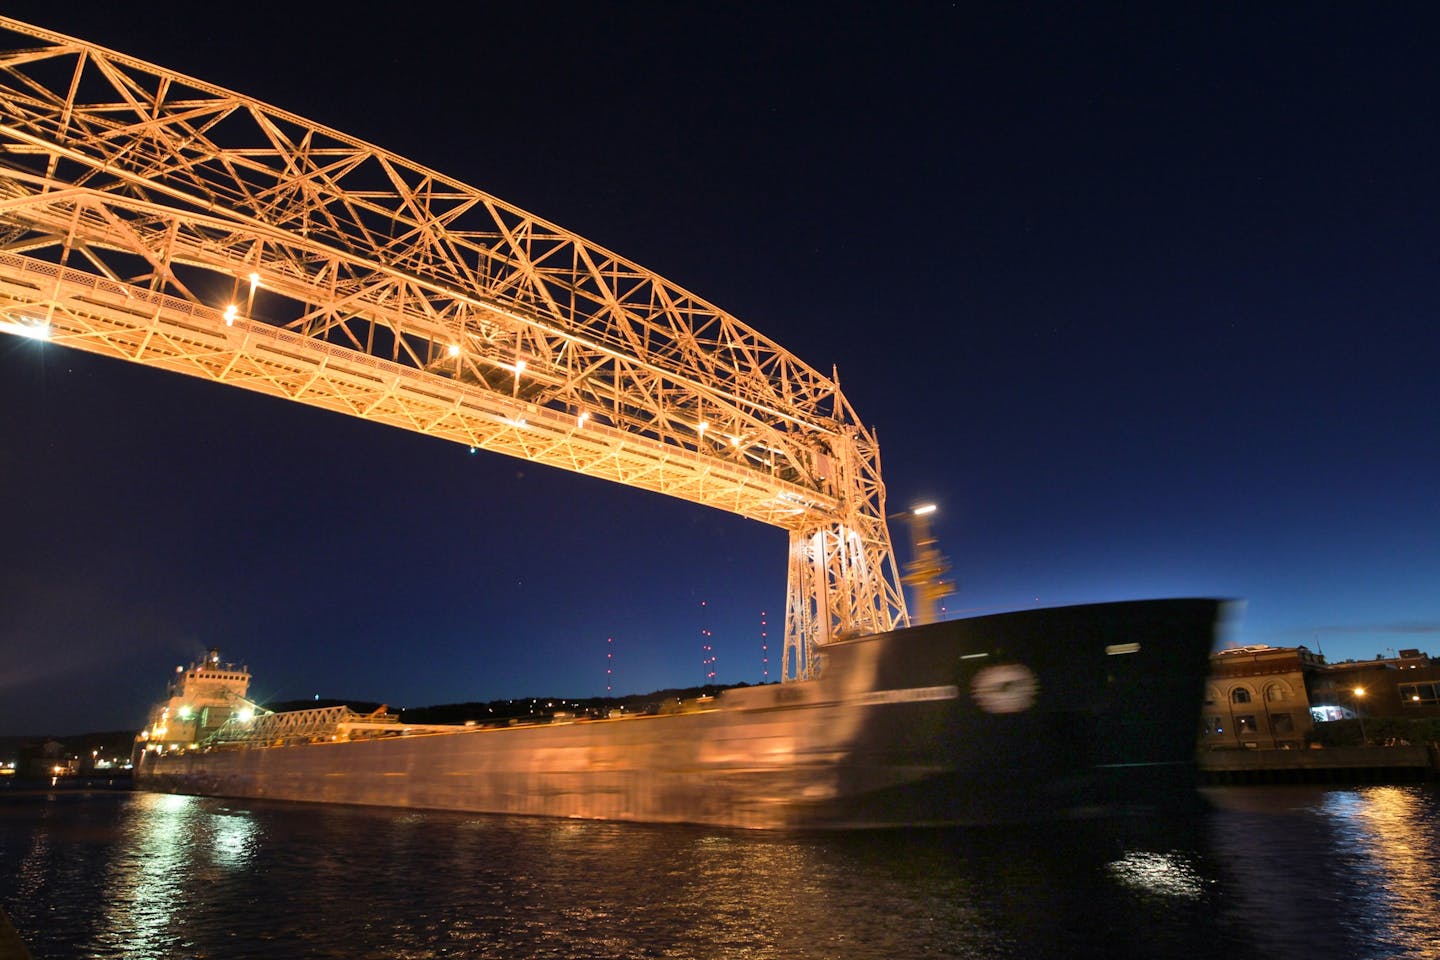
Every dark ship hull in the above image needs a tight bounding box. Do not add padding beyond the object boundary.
[137,599,1221,829]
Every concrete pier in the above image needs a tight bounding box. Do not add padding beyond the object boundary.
[0,906,32,960]
[1199,744,1439,785]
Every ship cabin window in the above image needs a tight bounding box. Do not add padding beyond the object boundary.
[1236,715,1257,735]
[1231,688,1252,705]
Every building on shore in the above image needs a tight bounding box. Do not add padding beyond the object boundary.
[1310,649,1440,723]
[1204,645,1324,750]
[1202,645,1440,751]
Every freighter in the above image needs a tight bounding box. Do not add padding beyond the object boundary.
[135,598,1221,829]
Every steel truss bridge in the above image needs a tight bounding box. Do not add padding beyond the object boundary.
[0,18,909,680]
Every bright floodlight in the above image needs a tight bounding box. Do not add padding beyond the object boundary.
[223,304,238,325]
[447,343,461,357]
[1354,687,1365,697]
[0,317,50,339]
[236,708,254,723]
[913,503,937,516]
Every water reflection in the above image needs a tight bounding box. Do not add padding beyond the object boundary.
[87,793,260,958]
[96,793,199,957]
[1205,785,1440,960]
[1320,786,1440,955]
[1106,850,1210,900]
[1,787,1438,959]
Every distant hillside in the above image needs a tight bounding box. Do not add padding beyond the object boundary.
[264,682,765,725]
[0,682,774,759]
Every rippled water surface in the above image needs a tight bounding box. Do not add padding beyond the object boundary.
[3,784,1439,959]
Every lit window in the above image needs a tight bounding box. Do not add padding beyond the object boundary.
[1231,688,1252,704]
[1398,682,1437,706]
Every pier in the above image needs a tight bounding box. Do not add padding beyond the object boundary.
[1199,744,1440,785]
[0,905,31,960]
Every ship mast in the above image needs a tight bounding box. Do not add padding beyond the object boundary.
[895,504,955,626]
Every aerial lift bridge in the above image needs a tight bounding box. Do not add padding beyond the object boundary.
[0,18,911,680]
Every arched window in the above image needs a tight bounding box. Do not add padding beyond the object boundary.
[1266,683,1290,702]
[1231,687,1252,704]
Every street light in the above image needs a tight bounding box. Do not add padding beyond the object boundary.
[1352,687,1368,747]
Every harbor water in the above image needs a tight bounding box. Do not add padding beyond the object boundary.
[3,784,1439,959]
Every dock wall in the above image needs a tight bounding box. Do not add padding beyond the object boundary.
[1199,744,1440,785]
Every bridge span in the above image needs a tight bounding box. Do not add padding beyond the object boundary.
[0,17,909,679]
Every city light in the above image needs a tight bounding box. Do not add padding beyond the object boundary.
[913,503,937,516]
[223,304,238,325]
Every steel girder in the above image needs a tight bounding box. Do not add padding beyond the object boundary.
[0,18,909,677]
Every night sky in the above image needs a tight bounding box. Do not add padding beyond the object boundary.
[2,4,1436,736]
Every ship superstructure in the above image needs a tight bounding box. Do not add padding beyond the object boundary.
[137,649,253,755]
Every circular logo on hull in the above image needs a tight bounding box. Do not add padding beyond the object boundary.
[970,664,1039,714]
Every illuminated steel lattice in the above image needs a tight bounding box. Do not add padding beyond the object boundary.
[208,704,399,747]
[0,18,909,679]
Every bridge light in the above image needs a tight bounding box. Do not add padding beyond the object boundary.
[248,272,260,289]
[223,304,238,325]
[0,317,50,339]
[236,708,254,723]
[448,344,461,357]
[913,503,937,516]
[697,420,709,435]
[577,411,590,427]
[514,360,527,376]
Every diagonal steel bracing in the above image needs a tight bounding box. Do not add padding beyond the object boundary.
[0,18,909,680]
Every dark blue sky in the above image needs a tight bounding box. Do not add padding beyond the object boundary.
[2,4,1436,736]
